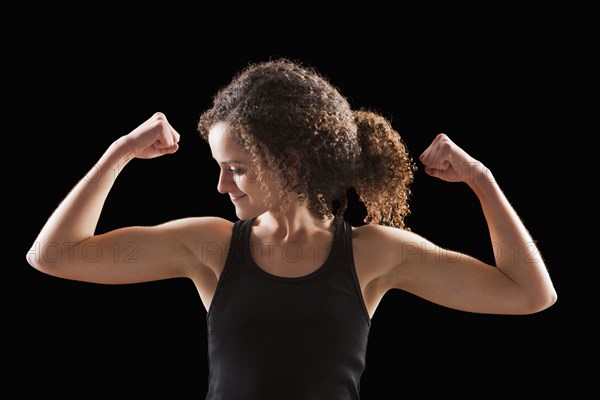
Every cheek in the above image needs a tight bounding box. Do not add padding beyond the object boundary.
[235,173,258,193]
[239,165,265,192]
[240,165,279,197]
[245,163,260,182]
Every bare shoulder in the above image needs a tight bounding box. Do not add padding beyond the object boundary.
[350,224,436,316]
[160,216,234,247]
[161,215,234,232]
[157,216,234,277]
[352,224,430,253]
[351,224,432,281]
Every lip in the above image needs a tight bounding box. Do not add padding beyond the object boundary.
[229,194,247,202]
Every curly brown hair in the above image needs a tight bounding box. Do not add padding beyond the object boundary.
[197,58,416,229]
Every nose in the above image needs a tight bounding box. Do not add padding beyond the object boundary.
[217,169,236,194]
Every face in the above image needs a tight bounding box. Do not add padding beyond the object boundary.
[208,122,279,219]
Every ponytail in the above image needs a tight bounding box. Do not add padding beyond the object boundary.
[353,109,416,229]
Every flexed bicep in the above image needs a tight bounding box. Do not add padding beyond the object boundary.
[387,235,525,314]
[26,112,184,277]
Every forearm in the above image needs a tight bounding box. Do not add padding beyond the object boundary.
[468,167,556,301]
[29,137,134,258]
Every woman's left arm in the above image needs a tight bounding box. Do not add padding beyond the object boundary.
[416,133,557,313]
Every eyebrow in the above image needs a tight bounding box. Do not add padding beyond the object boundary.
[220,160,248,165]
[211,158,249,165]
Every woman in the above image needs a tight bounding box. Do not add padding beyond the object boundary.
[26,58,556,399]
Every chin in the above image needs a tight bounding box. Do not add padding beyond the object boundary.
[234,207,261,221]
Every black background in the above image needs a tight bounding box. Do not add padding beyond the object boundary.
[10,9,582,399]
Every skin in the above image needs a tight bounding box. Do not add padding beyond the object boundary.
[26,112,557,318]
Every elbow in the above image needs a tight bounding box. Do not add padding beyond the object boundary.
[534,279,558,313]
[538,286,558,312]
[521,285,558,314]
[25,244,60,276]
[25,248,47,274]
[26,245,39,269]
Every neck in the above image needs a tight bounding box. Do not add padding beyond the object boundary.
[257,205,335,241]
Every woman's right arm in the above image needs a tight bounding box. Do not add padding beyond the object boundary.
[25,112,227,285]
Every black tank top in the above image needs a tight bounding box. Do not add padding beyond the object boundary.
[205,217,371,399]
